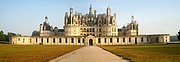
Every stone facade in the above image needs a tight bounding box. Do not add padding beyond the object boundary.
[10,4,170,45]
[10,34,170,45]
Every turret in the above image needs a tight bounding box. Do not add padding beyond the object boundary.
[40,24,43,31]
[45,16,48,24]
[64,12,68,25]
[107,7,111,16]
[131,15,135,22]
[89,4,93,15]
[94,10,97,23]
[39,24,43,36]
[70,7,74,24]
[107,7,111,24]
[114,13,116,19]
[94,10,96,18]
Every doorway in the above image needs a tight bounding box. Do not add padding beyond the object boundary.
[89,39,93,45]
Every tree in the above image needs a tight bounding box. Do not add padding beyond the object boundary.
[0,31,4,41]
[32,30,40,36]
[16,33,22,36]
[0,31,12,41]
[178,30,180,41]
[0,31,17,41]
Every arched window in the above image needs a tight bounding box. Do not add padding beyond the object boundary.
[71,38,74,43]
[78,38,80,43]
[41,38,43,43]
[141,37,143,42]
[110,38,112,43]
[129,38,131,42]
[87,28,89,32]
[117,38,119,43]
[30,39,31,43]
[98,38,101,43]
[65,38,67,43]
[123,38,125,42]
[82,38,85,43]
[36,38,38,43]
[59,38,61,43]
[47,38,49,43]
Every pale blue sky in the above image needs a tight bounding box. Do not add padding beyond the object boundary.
[0,0,180,35]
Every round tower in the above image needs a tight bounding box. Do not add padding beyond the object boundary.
[40,24,43,36]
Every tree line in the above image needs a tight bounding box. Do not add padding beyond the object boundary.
[0,30,40,42]
[0,31,18,41]
[1,30,180,41]
[178,30,180,41]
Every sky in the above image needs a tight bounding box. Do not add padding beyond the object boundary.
[0,0,180,36]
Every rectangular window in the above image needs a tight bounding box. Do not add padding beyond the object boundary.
[147,37,149,42]
[53,38,55,43]
[129,38,131,42]
[117,38,119,43]
[59,38,61,43]
[141,37,143,42]
[98,38,101,43]
[71,38,74,43]
[41,38,43,43]
[156,37,159,42]
[65,38,67,43]
[18,38,20,41]
[30,39,31,43]
[114,28,116,32]
[105,38,106,43]
[78,38,80,43]
[123,38,125,42]
[23,38,25,43]
[93,28,95,32]
[36,38,38,43]
[110,38,112,43]
[135,38,137,42]
[47,38,49,43]
[83,38,85,43]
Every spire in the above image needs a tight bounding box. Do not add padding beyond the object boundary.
[70,6,73,24]
[90,4,92,9]
[45,16,48,23]
[45,16,48,19]
[89,4,92,15]
[65,12,68,25]
[107,7,111,15]
[70,6,73,13]
[131,15,134,22]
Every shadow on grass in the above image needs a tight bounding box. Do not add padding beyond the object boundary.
[0,41,9,44]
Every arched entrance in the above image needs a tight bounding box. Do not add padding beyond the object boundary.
[89,39,93,45]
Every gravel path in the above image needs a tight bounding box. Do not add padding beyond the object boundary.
[49,46,129,62]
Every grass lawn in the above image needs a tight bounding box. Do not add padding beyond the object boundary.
[100,44,180,62]
[0,44,82,62]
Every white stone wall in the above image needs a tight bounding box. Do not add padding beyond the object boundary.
[10,34,170,45]
[40,31,54,36]
[64,25,81,36]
